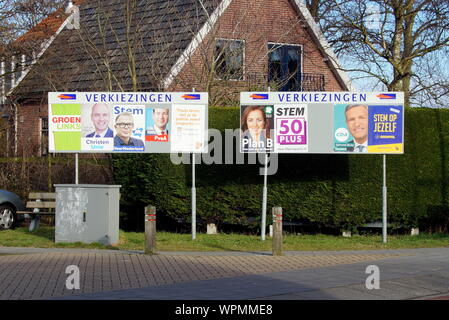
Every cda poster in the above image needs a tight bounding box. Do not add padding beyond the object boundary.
[333,104,403,153]
[49,92,208,153]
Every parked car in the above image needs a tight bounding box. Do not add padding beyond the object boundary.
[0,190,26,230]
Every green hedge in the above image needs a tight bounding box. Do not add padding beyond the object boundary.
[112,107,449,231]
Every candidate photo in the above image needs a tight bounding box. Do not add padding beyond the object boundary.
[85,103,114,138]
[113,112,144,148]
[344,104,368,152]
[240,105,273,152]
[146,108,170,136]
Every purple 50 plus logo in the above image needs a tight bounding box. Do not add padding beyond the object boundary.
[276,118,307,145]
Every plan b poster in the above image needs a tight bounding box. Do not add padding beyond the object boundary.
[48,92,208,153]
[239,101,308,153]
[240,105,275,153]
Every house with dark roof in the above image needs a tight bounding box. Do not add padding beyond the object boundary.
[1,0,352,156]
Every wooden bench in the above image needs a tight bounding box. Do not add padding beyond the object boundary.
[16,192,56,231]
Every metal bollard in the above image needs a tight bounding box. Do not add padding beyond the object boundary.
[272,207,283,256]
[144,205,157,255]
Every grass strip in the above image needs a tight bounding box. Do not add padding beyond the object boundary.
[0,227,448,252]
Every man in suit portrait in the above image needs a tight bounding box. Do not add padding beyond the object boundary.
[345,104,368,152]
[146,108,169,135]
[85,103,113,138]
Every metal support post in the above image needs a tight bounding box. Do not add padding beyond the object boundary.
[192,153,196,240]
[382,155,387,243]
[75,153,79,184]
[261,153,268,240]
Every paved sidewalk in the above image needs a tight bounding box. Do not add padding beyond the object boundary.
[0,247,448,300]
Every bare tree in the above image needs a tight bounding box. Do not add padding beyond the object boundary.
[65,0,329,104]
[3,0,340,113]
[1,0,64,45]
[304,0,336,22]
[84,0,180,92]
[167,0,328,105]
[1,0,66,98]
[319,0,449,107]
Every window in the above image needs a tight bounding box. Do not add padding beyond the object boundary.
[268,43,302,91]
[214,39,244,80]
[40,117,48,156]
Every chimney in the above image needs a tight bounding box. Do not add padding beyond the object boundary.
[21,54,26,79]
[65,1,80,29]
[11,56,16,89]
[65,1,74,14]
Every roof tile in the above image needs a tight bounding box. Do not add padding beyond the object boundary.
[13,0,221,98]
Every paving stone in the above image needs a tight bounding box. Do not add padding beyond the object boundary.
[1,247,449,300]
[0,251,401,300]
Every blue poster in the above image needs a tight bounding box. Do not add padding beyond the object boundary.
[368,105,403,153]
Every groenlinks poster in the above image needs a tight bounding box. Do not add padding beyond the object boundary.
[240,92,404,154]
[48,92,208,153]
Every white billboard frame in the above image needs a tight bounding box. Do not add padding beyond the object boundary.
[48,92,208,154]
[240,91,405,155]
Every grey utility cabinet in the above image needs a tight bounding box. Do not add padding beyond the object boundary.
[54,184,121,245]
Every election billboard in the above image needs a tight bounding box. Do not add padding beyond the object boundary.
[240,92,404,154]
[49,92,208,153]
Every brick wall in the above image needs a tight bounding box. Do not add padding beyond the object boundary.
[16,103,47,156]
[170,0,346,95]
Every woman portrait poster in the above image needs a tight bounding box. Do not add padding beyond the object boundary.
[240,105,274,153]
